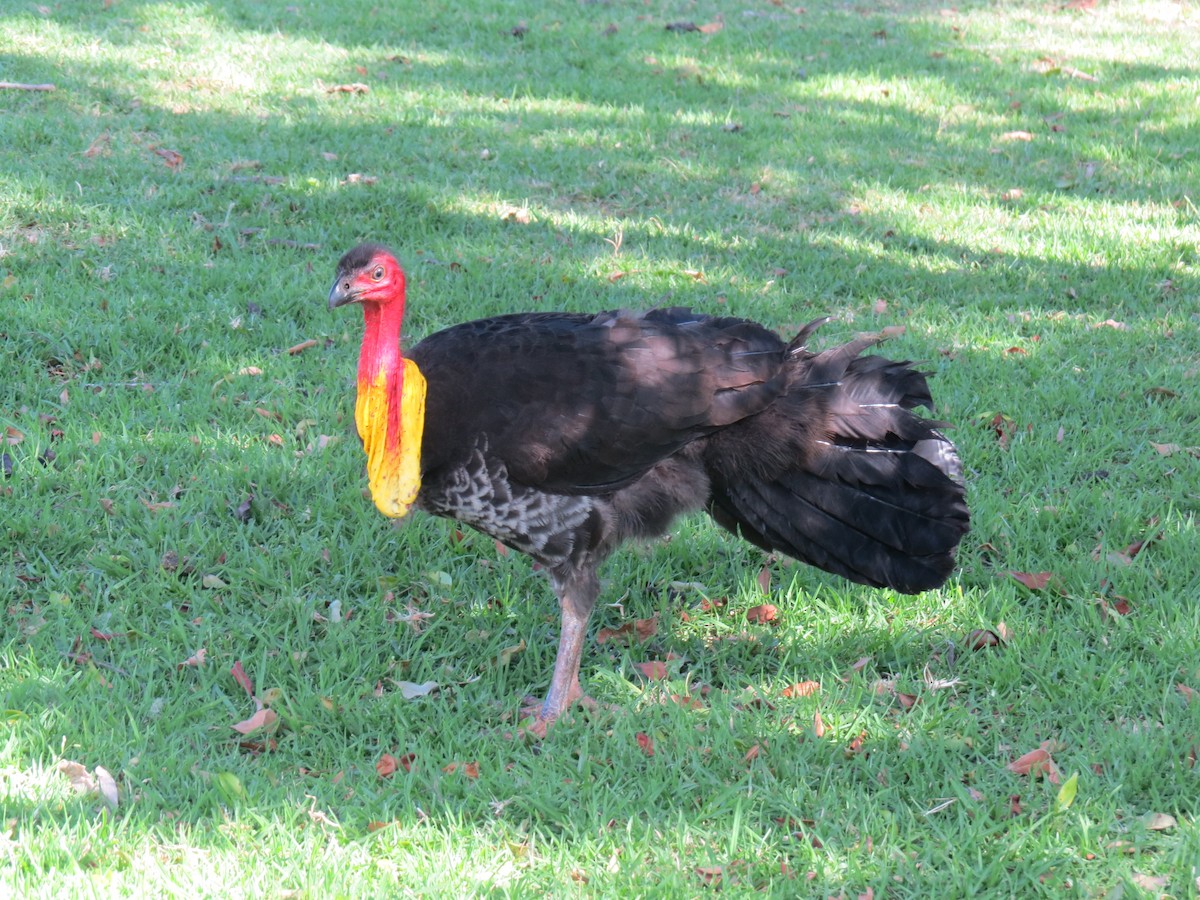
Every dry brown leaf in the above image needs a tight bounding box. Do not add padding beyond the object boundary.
[231,707,278,735]
[756,565,772,594]
[845,731,867,756]
[153,146,184,170]
[634,660,669,680]
[376,753,398,778]
[966,628,1004,650]
[230,660,255,696]
[635,732,655,756]
[597,616,659,646]
[178,648,207,669]
[286,339,319,355]
[95,766,119,810]
[813,708,827,737]
[57,760,96,795]
[1007,741,1062,783]
[782,680,820,698]
[746,603,778,625]
[1150,441,1183,456]
[83,131,110,158]
[1008,571,1053,591]
[326,82,369,94]
[999,130,1034,142]
[1143,811,1177,831]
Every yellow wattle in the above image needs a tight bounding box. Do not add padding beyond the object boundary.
[355,357,427,518]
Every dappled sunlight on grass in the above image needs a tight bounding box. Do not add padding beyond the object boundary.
[3,0,1200,894]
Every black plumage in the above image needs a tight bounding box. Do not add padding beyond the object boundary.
[330,246,969,733]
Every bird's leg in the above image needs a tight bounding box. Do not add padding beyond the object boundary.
[526,565,599,735]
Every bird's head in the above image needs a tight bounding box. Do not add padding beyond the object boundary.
[328,243,406,309]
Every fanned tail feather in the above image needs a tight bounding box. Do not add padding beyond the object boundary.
[704,322,969,594]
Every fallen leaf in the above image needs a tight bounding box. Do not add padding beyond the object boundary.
[201,574,228,590]
[57,759,96,795]
[178,648,207,669]
[746,603,778,625]
[1177,683,1196,703]
[231,707,278,736]
[1144,386,1179,400]
[1150,441,1183,456]
[376,753,399,778]
[233,494,254,523]
[282,339,319,358]
[694,866,724,886]
[966,628,1004,650]
[1008,571,1053,591]
[782,681,820,698]
[634,660,669,680]
[999,130,1034,142]
[845,731,867,756]
[1007,742,1062,783]
[743,743,762,763]
[985,412,1015,448]
[395,680,439,700]
[326,82,369,94]
[848,656,873,675]
[230,660,255,697]
[597,616,659,646]
[635,732,655,756]
[3,426,24,445]
[1055,772,1079,811]
[82,131,111,158]
[698,19,723,34]
[492,639,526,669]
[1142,811,1177,831]
[152,146,184,169]
[95,766,119,810]
[813,708,827,737]
[756,566,771,594]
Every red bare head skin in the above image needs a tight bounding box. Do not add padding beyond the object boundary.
[328,243,406,309]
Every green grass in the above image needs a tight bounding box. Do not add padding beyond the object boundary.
[2,0,1199,895]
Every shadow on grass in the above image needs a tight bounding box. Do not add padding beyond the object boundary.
[2,3,1198,864]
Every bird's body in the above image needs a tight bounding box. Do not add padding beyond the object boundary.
[330,244,969,733]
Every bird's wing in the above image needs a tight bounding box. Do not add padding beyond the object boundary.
[409,308,788,493]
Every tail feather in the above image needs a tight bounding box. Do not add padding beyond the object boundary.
[703,322,969,594]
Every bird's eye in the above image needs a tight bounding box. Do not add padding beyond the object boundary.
[342,281,350,291]
[372,266,385,280]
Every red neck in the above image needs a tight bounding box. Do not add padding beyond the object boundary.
[358,297,405,382]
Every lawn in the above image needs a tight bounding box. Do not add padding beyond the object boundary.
[2,0,1199,895]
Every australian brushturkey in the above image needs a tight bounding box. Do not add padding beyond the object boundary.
[329,243,969,733]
